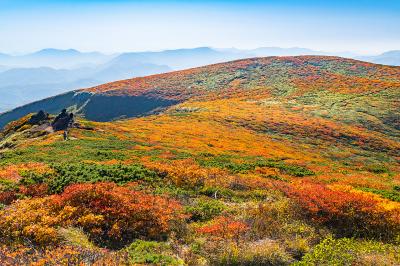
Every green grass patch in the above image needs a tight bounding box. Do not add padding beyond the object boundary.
[125,240,182,266]
[185,198,226,222]
[359,187,400,202]
[294,236,400,266]
[197,154,314,177]
[20,163,161,194]
[365,164,390,174]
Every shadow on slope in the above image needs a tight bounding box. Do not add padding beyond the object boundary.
[0,91,179,128]
[82,94,179,121]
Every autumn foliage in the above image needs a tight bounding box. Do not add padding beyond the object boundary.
[0,183,48,205]
[54,182,184,245]
[279,181,400,239]
[0,182,184,247]
[196,216,249,243]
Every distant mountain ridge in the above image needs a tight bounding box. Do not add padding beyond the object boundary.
[109,46,360,70]
[357,50,400,66]
[1,47,398,69]
[108,47,236,70]
[0,49,113,69]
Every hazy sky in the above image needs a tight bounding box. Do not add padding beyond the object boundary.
[1,0,399,55]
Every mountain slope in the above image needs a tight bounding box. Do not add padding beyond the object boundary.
[1,56,399,135]
[0,61,171,113]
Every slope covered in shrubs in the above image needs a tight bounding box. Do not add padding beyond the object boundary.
[0,56,399,265]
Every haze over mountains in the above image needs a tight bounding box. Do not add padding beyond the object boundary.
[0,48,111,69]
[356,51,400,67]
[0,47,399,113]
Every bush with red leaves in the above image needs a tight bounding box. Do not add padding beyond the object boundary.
[279,181,400,240]
[52,182,184,247]
[196,216,249,244]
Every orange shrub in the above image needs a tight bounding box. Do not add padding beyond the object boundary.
[0,182,184,247]
[0,244,128,266]
[144,159,228,189]
[0,163,52,183]
[0,197,59,245]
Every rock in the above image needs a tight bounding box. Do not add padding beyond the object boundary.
[52,109,74,131]
[28,110,49,125]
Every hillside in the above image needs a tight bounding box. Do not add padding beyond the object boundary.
[0,60,171,113]
[0,56,399,265]
[1,56,399,129]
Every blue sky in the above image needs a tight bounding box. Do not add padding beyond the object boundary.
[0,0,399,54]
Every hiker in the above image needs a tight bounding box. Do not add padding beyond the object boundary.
[63,130,68,141]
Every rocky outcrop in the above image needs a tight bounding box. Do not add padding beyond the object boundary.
[28,110,49,125]
[51,109,74,131]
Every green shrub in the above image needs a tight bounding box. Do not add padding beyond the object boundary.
[21,163,161,194]
[359,187,400,202]
[197,155,314,177]
[274,163,314,177]
[19,171,50,186]
[51,163,161,193]
[365,164,389,174]
[202,240,293,266]
[125,240,182,265]
[0,137,133,165]
[200,186,234,198]
[0,178,18,192]
[295,236,400,266]
[199,186,272,202]
[185,198,226,222]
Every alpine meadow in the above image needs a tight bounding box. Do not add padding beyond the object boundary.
[0,1,399,265]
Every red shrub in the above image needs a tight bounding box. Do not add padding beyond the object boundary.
[197,216,248,243]
[0,191,18,205]
[19,184,49,198]
[52,182,184,246]
[0,184,49,205]
[279,181,400,239]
